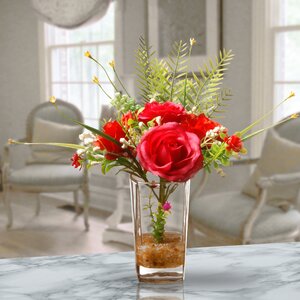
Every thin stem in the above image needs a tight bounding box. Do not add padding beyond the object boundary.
[90,57,119,92]
[242,115,297,141]
[203,143,226,168]
[113,67,131,97]
[94,81,112,99]
[170,40,183,100]
[183,43,194,106]
[240,92,295,135]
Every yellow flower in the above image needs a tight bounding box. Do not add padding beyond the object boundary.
[49,96,56,104]
[84,51,92,58]
[190,38,196,46]
[109,60,115,68]
[92,76,99,84]
[289,91,295,98]
[290,113,299,119]
[7,138,15,145]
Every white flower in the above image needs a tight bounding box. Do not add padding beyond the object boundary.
[92,154,104,159]
[79,132,96,146]
[76,149,85,156]
[213,126,220,133]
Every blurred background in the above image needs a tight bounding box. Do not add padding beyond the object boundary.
[0,0,300,258]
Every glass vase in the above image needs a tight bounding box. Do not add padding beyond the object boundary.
[130,175,190,283]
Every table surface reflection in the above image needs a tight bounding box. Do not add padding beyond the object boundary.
[1,243,300,299]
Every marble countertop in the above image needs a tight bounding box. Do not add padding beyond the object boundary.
[1,243,300,299]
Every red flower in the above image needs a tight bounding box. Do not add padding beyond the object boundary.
[137,122,203,182]
[138,101,186,124]
[121,111,136,128]
[224,135,243,152]
[181,113,222,141]
[71,153,82,169]
[94,120,126,160]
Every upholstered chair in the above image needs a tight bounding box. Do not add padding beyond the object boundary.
[189,115,300,246]
[2,100,89,230]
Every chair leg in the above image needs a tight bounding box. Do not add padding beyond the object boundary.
[82,184,89,231]
[3,185,13,229]
[35,194,41,216]
[73,191,80,215]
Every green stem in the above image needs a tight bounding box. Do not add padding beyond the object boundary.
[203,143,226,168]
[240,93,295,135]
[90,57,119,92]
[113,67,131,97]
[170,40,183,100]
[94,81,112,99]
[242,115,295,141]
[183,44,194,106]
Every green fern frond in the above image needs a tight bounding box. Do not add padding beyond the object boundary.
[166,41,189,99]
[192,49,234,110]
[203,88,233,117]
[135,36,155,102]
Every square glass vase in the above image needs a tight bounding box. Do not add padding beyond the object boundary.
[130,175,190,283]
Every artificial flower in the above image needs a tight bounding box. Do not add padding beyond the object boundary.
[138,101,186,125]
[71,153,82,169]
[137,122,203,182]
[94,120,126,160]
[224,135,243,152]
[182,113,223,141]
[162,201,172,212]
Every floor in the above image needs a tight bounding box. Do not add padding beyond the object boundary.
[0,192,132,259]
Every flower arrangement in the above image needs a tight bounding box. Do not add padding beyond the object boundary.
[12,37,296,245]
[77,38,296,243]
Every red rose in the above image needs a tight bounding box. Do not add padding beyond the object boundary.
[138,101,186,124]
[181,113,221,141]
[137,122,203,182]
[94,120,126,160]
[224,135,243,152]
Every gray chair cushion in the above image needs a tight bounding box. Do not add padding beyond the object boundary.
[242,129,300,206]
[9,164,84,189]
[28,118,82,164]
[190,191,300,240]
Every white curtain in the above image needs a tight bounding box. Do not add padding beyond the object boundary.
[31,0,111,28]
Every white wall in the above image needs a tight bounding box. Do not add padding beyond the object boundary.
[0,0,40,152]
[200,0,253,195]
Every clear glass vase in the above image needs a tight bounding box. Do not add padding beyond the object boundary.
[130,175,190,283]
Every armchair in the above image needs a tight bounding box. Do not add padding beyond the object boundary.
[1,100,89,230]
[189,117,300,246]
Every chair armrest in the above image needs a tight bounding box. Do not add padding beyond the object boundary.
[256,172,300,189]
[230,157,260,166]
[2,138,27,181]
[242,171,300,244]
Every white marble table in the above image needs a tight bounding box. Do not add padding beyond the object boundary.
[1,243,300,299]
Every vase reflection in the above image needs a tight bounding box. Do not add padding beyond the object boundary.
[136,282,184,300]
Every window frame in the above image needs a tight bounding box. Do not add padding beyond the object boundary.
[39,5,116,128]
[252,0,300,156]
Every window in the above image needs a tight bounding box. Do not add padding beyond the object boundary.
[273,0,300,121]
[44,3,115,128]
